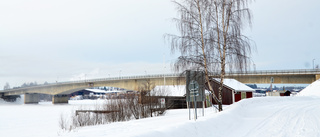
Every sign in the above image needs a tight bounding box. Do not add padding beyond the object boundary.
[186,71,205,102]
[160,98,165,105]
[186,70,205,121]
[189,80,199,97]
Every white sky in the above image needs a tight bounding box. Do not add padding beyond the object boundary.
[1,0,320,88]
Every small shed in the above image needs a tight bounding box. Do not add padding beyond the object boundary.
[209,79,255,105]
[279,90,291,96]
[149,85,188,109]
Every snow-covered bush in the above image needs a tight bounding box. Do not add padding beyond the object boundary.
[59,93,167,131]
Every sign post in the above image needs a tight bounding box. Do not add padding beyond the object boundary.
[189,80,199,120]
[186,70,205,121]
[270,77,274,92]
[160,98,165,108]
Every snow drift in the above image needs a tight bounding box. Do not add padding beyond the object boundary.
[298,79,320,97]
[58,96,320,137]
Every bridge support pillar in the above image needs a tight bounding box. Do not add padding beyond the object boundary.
[316,75,320,81]
[52,95,69,104]
[24,93,40,104]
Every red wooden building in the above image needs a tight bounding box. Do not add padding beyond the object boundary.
[209,79,255,105]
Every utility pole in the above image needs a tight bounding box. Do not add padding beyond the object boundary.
[313,59,315,69]
[163,53,166,86]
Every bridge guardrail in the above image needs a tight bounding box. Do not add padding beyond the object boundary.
[0,73,183,92]
[209,69,320,76]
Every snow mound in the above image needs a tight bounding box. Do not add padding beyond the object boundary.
[298,79,320,97]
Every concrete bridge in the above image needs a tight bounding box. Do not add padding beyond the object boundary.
[0,75,185,104]
[1,69,320,104]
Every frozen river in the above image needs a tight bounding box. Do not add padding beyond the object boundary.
[0,99,107,137]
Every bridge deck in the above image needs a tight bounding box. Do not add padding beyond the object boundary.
[1,69,320,96]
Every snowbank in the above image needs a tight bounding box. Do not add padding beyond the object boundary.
[2,95,320,137]
[60,96,320,137]
[298,79,320,97]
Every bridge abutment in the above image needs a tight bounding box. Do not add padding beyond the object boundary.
[24,93,40,104]
[52,95,69,104]
[316,75,320,81]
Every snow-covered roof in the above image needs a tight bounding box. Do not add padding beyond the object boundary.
[213,78,255,92]
[151,79,254,96]
[151,85,186,96]
[85,89,127,94]
[105,90,125,94]
[85,89,108,93]
[298,79,320,97]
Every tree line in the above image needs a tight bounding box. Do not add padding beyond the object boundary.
[3,81,49,90]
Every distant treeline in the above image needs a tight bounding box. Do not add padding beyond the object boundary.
[9,81,49,89]
[246,84,305,92]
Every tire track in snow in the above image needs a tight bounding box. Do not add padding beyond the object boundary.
[243,97,320,137]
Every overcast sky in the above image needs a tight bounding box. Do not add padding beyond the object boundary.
[1,0,320,88]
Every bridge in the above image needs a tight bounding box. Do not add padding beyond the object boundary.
[1,69,320,104]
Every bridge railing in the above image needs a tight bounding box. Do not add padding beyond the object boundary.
[65,73,182,84]
[224,69,320,75]
[0,73,184,92]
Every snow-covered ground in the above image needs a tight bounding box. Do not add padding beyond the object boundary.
[57,97,320,137]
[1,81,320,137]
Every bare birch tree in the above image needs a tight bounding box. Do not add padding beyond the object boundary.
[166,0,254,111]
[3,82,10,90]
